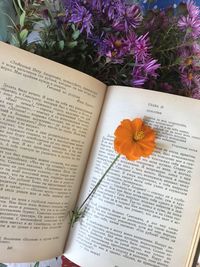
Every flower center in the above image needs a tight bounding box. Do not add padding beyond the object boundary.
[185,58,193,66]
[188,72,193,80]
[134,130,145,141]
[114,40,122,48]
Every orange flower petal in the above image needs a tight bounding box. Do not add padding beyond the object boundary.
[114,118,156,160]
[120,119,133,131]
[120,140,134,155]
[142,125,156,138]
[139,144,155,157]
[125,153,140,161]
[114,126,132,140]
[131,118,143,134]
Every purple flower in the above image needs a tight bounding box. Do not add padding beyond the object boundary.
[131,59,160,87]
[191,74,200,99]
[191,87,200,99]
[192,90,200,99]
[194,73,200,84]
[178,47,193,71]
[181,71,194,88]
[113,4,142,32]
[134,33,151,63]
[160,82,173,93]
[69,4,93,36]
[187,0,200,19]
[144,59,160,77]
[61,0,78,9]
[125,32,137,54]
[178,16,200,38]
[178,44,200,84]
[178,1,200,39]
[90,0,102,10]
[102,0,125,20]
[192,42,200,55]
[131,66,147,86]
[98,35,128,63]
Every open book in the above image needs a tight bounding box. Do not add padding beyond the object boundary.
[0,42,199,267]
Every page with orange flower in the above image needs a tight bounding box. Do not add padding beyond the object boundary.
[0,42,106,263]
[65,85,200,267]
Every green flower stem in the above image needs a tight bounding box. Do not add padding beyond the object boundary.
[156,40,195,54]
[70,154,120,226]
[79,154,120,210]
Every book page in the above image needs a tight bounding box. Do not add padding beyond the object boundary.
[0,42,106,262]
[65,86,200,267]
[187,217,200,267]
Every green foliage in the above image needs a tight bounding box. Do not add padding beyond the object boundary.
[0,0,16,42]
[10,0,199,96]
[33,262,40,267]
[141,4,193,95]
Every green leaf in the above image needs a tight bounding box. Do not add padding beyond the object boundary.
[59,40,65,50]
[176,3,188,16]
[20,12,26,29]
[33,262,40,267]
[0,264,8,267]
[50,40,56,47]
[19,28,28,43]
[71,24,76,31]
[127,62,135,67]
[80,43,87,50]
[10,33,20,47]
[67,41,78,48]
[72,30,80,40]
[16,0,25,12]
[166,7,174,17]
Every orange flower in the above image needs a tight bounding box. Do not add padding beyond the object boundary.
[114,118,156,160]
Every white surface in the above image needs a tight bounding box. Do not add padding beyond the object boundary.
[5,257,62,267]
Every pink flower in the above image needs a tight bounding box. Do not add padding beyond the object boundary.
[98,35,129,63]
[181,71,193,88]
[68,3,93,36]
[113,4,142,32]
[187,0,200,19]
[134,33,151,63]
[131,59,160,87]
[178,16,200,38]
[180,71,200,89]
[178,1,200,39]
[192,43,200,55]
